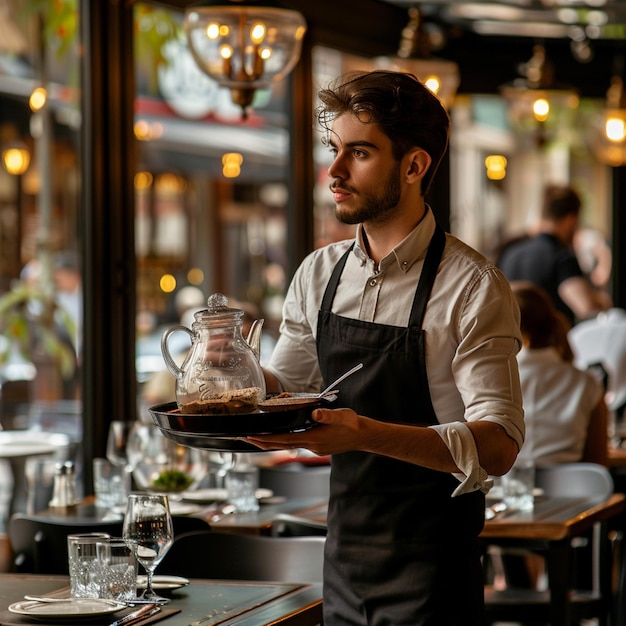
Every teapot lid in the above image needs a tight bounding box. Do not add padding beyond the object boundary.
[193,293,244,325]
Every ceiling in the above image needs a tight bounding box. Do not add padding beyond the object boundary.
[382,1,626,41]
[377,1,626,99]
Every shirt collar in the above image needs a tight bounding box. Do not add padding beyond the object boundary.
[352,206,436,273]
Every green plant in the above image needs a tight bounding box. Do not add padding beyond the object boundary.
[0,278,76,379]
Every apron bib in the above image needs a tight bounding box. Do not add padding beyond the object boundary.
[316,225,485,626]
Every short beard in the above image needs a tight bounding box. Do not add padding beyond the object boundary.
[335,164,402,225]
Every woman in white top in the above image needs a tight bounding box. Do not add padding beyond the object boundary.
[512,281,608,467]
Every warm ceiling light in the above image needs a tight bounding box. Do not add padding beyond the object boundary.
[500,45,579,147]
[184,0,307,119]
[1,143,31,176]
[374,8,459,109]
[29,87,47,112]
[587,72,626,166]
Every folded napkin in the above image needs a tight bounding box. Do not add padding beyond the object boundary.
[0,606,180,626]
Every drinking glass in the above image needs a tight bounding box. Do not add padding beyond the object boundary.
[122,493,174,604]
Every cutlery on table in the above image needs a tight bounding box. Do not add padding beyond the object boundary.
[23,595,123,606]
[108,603,160,626]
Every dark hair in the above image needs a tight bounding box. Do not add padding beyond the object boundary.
[316,70,450,195]
[511,281,574,361]
[541,184,581,220]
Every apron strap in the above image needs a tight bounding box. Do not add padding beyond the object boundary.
[408,223,446,327]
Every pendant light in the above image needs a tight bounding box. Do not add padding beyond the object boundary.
[374,7,459,109]
[587,58,626,166]
[184,0,307,119]
[500,44,579,148]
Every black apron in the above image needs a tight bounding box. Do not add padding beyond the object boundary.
[316,224,485,626]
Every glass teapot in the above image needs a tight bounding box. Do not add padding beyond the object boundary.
[160,293,266,409]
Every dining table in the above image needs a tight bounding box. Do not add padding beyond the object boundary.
[0,573,323,626]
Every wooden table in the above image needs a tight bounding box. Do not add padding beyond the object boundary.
[481,492,625,626]
[0,574,323,626]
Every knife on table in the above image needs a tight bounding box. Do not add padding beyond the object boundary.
[107,603,160,626]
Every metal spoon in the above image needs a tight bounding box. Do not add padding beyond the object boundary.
[317,363,364,398]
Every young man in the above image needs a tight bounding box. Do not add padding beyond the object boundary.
[498,184,611,326]
[248,70,524,625]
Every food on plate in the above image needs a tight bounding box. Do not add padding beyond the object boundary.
[179,386,263,415]
[258,392,321,412]
[151,469,193,492]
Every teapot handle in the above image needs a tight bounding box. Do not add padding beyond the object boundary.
[161,325,193,379]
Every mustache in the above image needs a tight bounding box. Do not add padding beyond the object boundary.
[330,180,355,193]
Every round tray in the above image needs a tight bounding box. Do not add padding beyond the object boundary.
[156,427,302,452]
[149,399,328,451]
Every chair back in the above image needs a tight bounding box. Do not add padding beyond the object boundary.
[159,530,325,582]
[270,513,327,537]
[8,513,209,573]
[259,465,330,500]
[8,514,123,574]
[536,462,614,501]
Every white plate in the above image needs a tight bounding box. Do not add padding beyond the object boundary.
[137,575,189,590]
[9,599,125,619]
[0,431,71,458]
[181,488,274,503]
[167,501,204,516]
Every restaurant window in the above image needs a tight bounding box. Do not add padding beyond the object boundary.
[0,1,83,423]
[133,3,292,407]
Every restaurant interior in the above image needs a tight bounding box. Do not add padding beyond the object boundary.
[2,0,626,624]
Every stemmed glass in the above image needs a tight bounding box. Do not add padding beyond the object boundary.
[106,420,136,470]
[122,493,174,604]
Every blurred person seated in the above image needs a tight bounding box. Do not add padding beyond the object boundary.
[492,282,608,592]
[498,184,611,327]
[512,281,608,469]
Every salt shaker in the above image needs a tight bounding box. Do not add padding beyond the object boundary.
[49,461,77,512]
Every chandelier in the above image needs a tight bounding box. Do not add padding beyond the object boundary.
[184,0,307,119]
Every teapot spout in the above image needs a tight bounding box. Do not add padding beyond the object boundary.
[246,318,264,360]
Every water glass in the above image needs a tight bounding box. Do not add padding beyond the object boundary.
[96,538,138,602]
[67,533,111,597]
[226,455,259,513]
[93,458,131,508]
[502,462,535,512]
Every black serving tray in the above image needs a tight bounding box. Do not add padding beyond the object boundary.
[149,398,328,451]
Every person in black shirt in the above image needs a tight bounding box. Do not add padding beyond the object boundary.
[498,184,611,326]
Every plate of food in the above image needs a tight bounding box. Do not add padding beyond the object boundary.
[9,599,125,620]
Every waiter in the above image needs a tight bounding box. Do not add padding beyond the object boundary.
[249,70,524,626]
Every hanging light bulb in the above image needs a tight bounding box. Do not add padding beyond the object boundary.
[184,0,307,119]
[373,7,459,109]
[587,65,626,166]
[500,44,579,148]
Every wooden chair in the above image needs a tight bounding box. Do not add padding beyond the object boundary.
[159,530,325,582]
[483,462,615,626]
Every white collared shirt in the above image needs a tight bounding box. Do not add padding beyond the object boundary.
[266,208,525,491]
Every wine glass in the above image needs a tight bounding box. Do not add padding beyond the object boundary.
[106,420,136,470]
[122,493,174,604]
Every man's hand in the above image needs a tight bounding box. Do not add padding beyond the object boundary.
[246,407,363,455]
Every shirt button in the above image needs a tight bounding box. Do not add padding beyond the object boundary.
[369,279,377,287]
[474,482,480,489]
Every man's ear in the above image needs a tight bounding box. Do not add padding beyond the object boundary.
[406,149,431,182]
